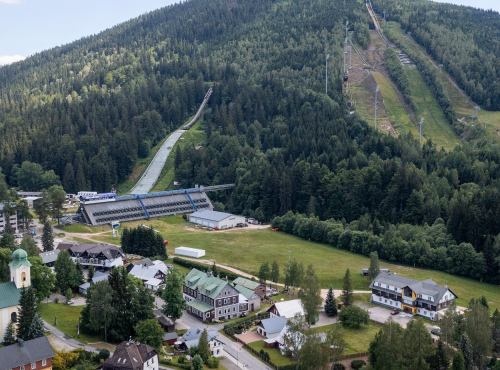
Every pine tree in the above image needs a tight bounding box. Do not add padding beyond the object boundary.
[368,251,380,281]
[18,287,38,340]
[324,285,337,317]
[198,329,211,362]
[452,351,465,370]
[211,262,219,277]
[88,265,95,282]
[162,267,187,320]
[459,334,474,370]
[73,260,85,287]
[42,221,54,252]
[3,321,16,345]
[433,339,449,370]
[27,313,45,340]
[342,268,353,306]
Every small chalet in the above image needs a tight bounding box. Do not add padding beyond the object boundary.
[268,299,305,319]
[0,337,55,370]
[257,316,287,340]
[183,269,249,322]
[129,260,169,291]
[79,271,109,296]
[177,326,225,358]
[163,332,178,346]
[232,277,266,298]
[153,309,175,332]
[103,339,158,370]
[39,249,60,267]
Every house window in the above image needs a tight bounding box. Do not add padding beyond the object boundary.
[385,299,387,303]
[233,307,236,312]
[224,299,227,304]
[21,366,25,370]
[219,310,221,315]
[233,297,236,303]
[42,359,46,366]
[11,312,17,323]
[31,363,36,369]
[22,272,26,281]
[379,298,382,302]
[207,312,210,318]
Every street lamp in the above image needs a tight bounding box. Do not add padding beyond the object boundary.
[325,54,330,94]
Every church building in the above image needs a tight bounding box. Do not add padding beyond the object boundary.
[0,249,31,342]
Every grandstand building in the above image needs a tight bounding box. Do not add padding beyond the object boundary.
[79,187,216,226]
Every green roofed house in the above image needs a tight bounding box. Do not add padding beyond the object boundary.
[233,277,266,298]
[232,283,261,312]
[183,268,250,322]
[0,249,32,342]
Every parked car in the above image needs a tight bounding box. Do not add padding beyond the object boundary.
[431,328,441,336]
[67,299,75,305]
[391,309,400,315]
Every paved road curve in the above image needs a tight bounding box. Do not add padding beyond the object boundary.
[129,130,185,194]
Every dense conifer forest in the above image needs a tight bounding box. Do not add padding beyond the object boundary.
[374,0,500,110]
[1,0,500,284]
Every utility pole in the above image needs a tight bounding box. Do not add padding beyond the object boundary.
[349,31,353,70]
[325,54,329,94]
[419,117,424,144]
[374,85,380,130]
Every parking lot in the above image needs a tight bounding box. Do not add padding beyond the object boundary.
[366,306,414,328]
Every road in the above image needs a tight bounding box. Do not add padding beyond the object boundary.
[43,320,100,353]
[129,130,185,194]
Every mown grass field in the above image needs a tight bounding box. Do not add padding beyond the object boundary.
[80,215,500,310]
[371,71,420,137]
[39,303,100,344]
[406,68,458,150]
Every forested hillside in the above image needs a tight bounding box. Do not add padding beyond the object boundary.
[373,0,500,110]
[2,0,500,284]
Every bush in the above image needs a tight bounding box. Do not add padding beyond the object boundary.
[178,354,187,364]
[332,364,345,370]
[207,356,220,368]
[98,349,110,361]
[338,306,369,328]
[351,359,366,369]
[54,297,59,304]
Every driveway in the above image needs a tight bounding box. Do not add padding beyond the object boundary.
[234,331,263,344]
[366,306,413,328]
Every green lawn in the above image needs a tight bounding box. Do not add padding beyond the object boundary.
[82,216,500,310]
[39,303,101,344]
[248,340,293,366]
[308,322,381,355]
[55,223,111,234]
[371,71,420,138]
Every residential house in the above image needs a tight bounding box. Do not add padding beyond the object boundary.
[127,258,154,272]
[78,271,109,296]
[129,261,169,291]
[233,283,261,311]
[153,309,175,332]
[257,317,287,340]
[0,337,55,370]
[177,326,224,358]
[370,272,458,321]
[67,243,125,269]
[268,299,305,319]
[0,249,31,342]
[183,269,249,322]
[39,249,60,267]
[102,339,158,370]
[232,277,266,298]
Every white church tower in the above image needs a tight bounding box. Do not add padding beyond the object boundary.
[9,248,31,288]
